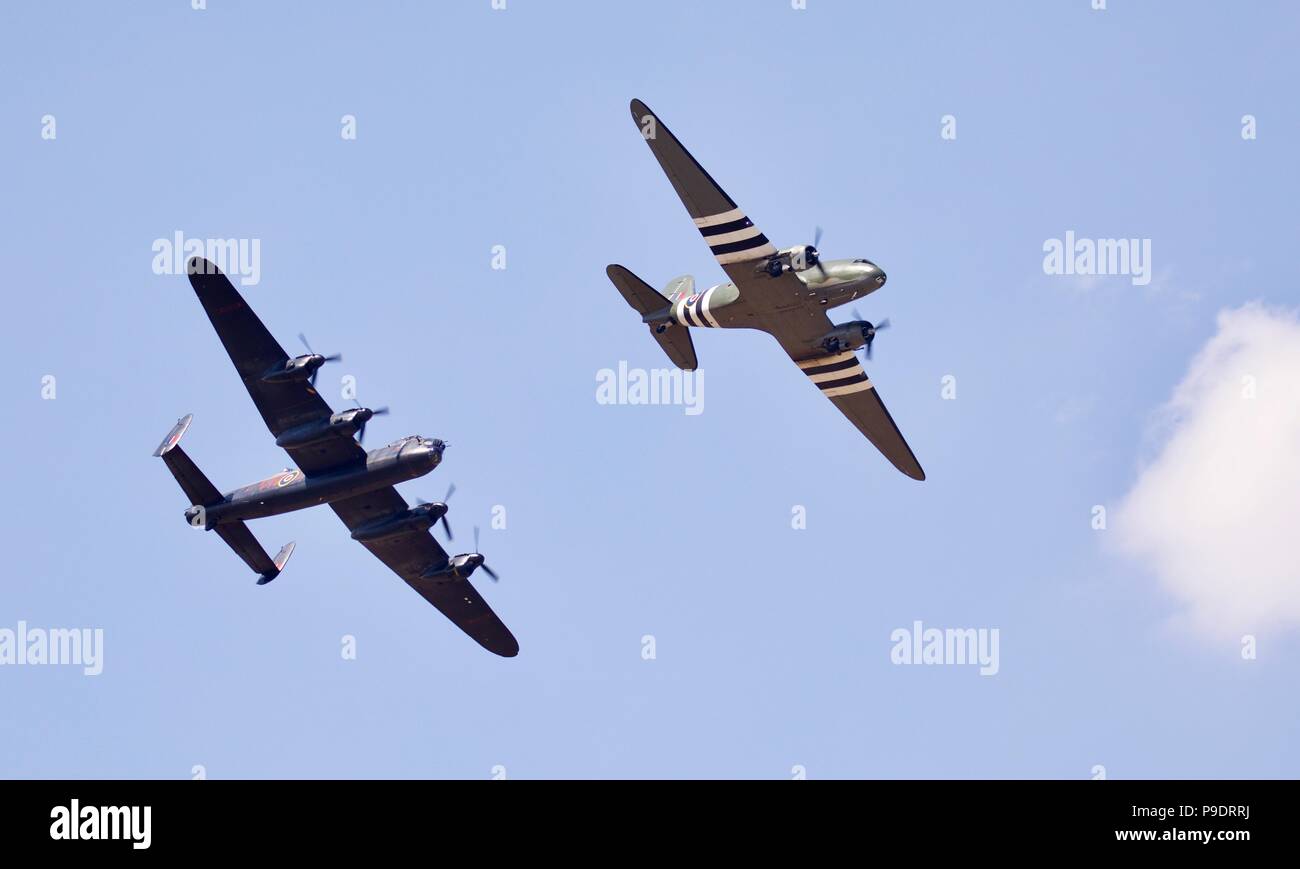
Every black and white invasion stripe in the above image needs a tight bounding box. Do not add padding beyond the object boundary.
[672,286,722,328]
[694,207,778,265]
[797,351,874,397]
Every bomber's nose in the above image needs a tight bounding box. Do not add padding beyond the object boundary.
[410,439,444,469]
[427,439,446,466]
[872,264,887,286]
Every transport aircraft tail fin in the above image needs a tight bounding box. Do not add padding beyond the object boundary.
[606,264,698,370]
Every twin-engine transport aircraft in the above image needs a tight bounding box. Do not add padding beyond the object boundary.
[608,99,924,480]
[154,258,518,657]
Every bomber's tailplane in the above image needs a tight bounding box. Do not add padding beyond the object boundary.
[216,525,296,585]
[154,414,294,584]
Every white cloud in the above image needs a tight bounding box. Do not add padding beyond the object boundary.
[1115,303,1300,639]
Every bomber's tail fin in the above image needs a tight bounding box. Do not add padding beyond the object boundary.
[606,264,698,370]
[154,414,294,584]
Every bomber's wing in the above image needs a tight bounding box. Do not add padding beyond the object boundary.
[186,258,366,475]
[772,312,925,481]
[629,99,805,305]
[329,487,519,657]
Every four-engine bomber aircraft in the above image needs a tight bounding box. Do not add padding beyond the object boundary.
[154,258,518,657]
[608,99,924,480]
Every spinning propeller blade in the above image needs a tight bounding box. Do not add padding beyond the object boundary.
[811,226,828,278]
[473,526,499,582]
[352,401,389,444]
[298,333,342,384]
[852,310,891,360]
[419,483,456,540]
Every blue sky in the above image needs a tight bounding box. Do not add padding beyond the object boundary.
[2,0,1298,778]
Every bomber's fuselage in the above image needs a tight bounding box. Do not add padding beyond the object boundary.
[191,436,444,526]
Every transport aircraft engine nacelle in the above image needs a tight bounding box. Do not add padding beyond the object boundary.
[763,244,821,277]
[261,354,325,384]
[816,321,872,354]
[274,407,379,449]
[350,503,447,543]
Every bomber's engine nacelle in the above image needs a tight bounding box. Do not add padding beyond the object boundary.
[261,354,325,384]
[274,407,380,449]
[761,244,822,277]
[816,321,872,355]
[350,502,447,543]
[420,552,484,584]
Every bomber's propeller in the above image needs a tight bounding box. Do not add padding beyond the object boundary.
[297,332,342,385]
[417,482,456,540]
[351,400,389,444]
[473,526,499,582]
[852,309,891,361]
